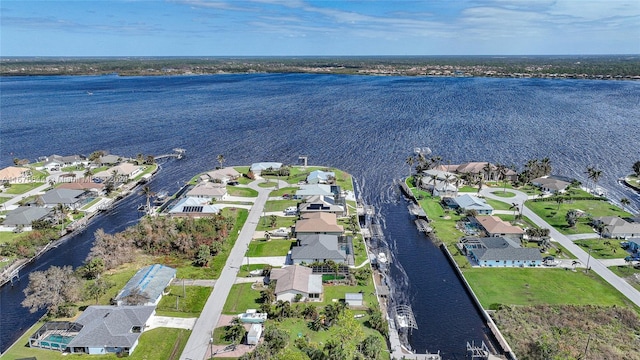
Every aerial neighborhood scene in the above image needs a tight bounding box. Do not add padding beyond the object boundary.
[1,1,640,360]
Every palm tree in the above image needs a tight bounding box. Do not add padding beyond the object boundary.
[217,154,226,169]
[140,185,155,215]
[554,195,564,210]
[405,155,415,178]
[496,163,509,193]
[632,160,640,177]
[84,168,93,179]
[540,157,552,176]
[585,166,602,193]
[621,197,631,208]
[509,202,519,217]
[566,209,579,228]
[482,162,493,182]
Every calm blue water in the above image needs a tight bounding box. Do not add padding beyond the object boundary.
[1,74,639,357]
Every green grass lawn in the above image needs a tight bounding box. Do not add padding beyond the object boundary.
[2,323,189,360]
[227,186,258,197]
[463,267,635,309]
[525,199,630,235]
[4,183,45,195]
[0,231,23,245]
[0,196,11,204]
[352,234,368,266]
[573,239,627,259]
[492,190,517,198]
[484,198,514,211]
[269,186,299,197]
[608,265,640,291]
[222,283,262,314]
[321,282,377,307]
[264,199,299,212]
[156,285,212,318]
[248,239,295,257]
[256,216,295,231]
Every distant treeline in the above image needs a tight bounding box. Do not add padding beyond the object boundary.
[1,55,639,79]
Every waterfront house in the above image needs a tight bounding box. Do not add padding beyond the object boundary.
[531,176,570,194]
[114,264,176,306]
[3,206,53,229]
[0,166,32,183]
[460,237,542,267]
[96,154,122,166]
[450,194,493,215]
[168,197,220,217]
[186,181,228,200]
[439,162,518,182]
[298,195,346,217]
[419,169,458,196]
[93,163,142,182]
[593,216,640,239]
[41,188,87,209]
[294,212,344,237]
[57,181,105,194]
[471,215,524,240]
[43,159,64,171]
[45,154,87,168]
[307,170,335,184]
[269,265,323,302]
[290,234,347,265]
[250,162,283,176]
[295,184,337,199]
[28,306,155,355]
[201,167,240,184]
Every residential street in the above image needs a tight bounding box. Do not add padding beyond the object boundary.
[179,179,271,360]
[480,188,640,308]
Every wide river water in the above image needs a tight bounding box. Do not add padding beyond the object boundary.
[1,74,639,358]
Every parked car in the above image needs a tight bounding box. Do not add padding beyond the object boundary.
[269,227,290,237]
[283,206,297,216]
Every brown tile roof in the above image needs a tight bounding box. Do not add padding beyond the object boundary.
[475,216,524,235]
[294,212,344,233]
[270,265,313,294]
[57,182,105,191]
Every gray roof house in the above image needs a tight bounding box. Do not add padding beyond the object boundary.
[594,216,640,239]
[452,194,493,215]
[461,237,542,267]
[531,177,570,194]
[115,264,176,306]
[168,197,221,217]
[202,167,240,184]
[41,188,87,208]
[3,206,52,227]
[307,170,335,184]
[295,184,335,199]
[186,182,228,200]
[290,234,347,265]
[28,306,155,355]
[96,155,122,166]
[270,265,323,302]
[298,195,346,216]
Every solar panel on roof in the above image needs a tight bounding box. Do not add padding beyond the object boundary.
[182,206,203,212]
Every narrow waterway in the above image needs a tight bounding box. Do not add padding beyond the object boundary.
[376,188,496,358]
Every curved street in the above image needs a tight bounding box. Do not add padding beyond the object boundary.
[480,187,640,308]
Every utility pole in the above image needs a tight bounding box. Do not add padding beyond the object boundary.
[586,248,592,273]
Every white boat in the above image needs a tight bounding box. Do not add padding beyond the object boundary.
[238,309,267,323]
[377,252,388,264]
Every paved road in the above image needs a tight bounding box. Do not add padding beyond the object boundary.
[481,188,640,308]
[179,179,271,360]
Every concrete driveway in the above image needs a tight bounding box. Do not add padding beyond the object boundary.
[147,315,197,330]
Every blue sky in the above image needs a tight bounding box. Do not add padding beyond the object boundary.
[1,0,639,56]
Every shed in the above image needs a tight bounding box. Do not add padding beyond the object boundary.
[247,324,263,345]
[345,293,363,307]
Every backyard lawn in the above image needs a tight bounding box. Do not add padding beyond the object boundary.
[464,267,635,309]
[264,199,299,212]
[227,186,258,197]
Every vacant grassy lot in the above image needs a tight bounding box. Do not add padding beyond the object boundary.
[222,283,262,314]
[227,186,258,197]
[156,285,212,318]
[269,186,299,197]
[525,198,630,235]
[573,239,627,259]
[4,182,44,195]
[264,199,299,212]
[256,216,295,231]
[463,267,635,308]
[609,265,640,291]
[248,239,295,257]
[3,324,190,360]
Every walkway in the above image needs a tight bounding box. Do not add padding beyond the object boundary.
[480,187,640,308]
[179,179,272,360]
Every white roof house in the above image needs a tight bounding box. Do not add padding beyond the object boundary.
[169,197,221,217]
[452,194,493,215]
[307,170,335,184]
[250,162,283,175]
[186,182,228,200]
[270,265,323,302]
